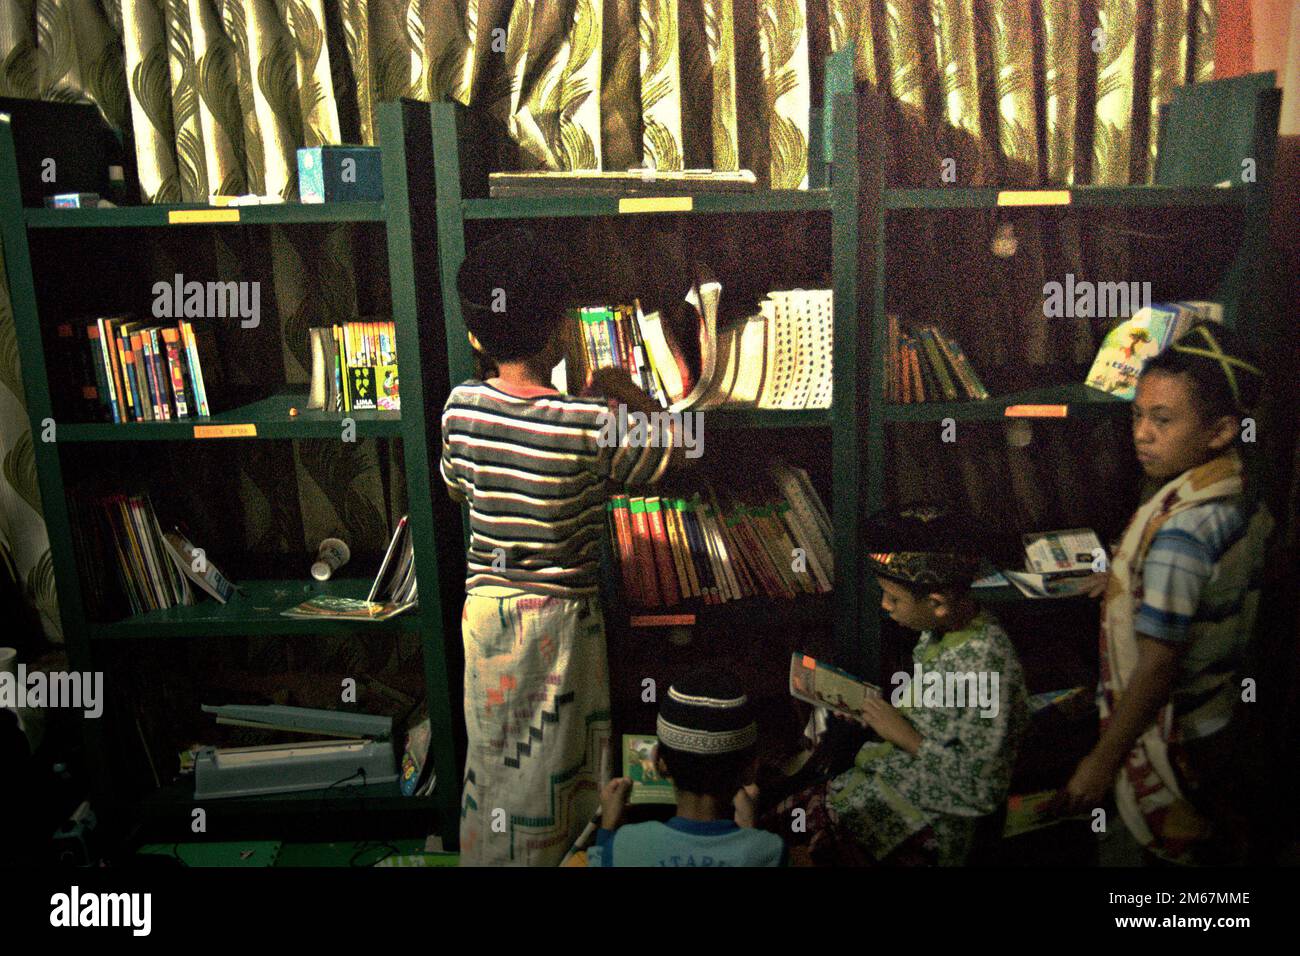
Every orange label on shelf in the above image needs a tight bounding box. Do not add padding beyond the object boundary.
[996,190,1071,207]
[1004,404,1068,418]
[630,613,696,627]
[168,208,241,224]
[618,196,693,214]
[193,423,256,438]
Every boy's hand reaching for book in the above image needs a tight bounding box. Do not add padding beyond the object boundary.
[600,777,633,830]
[858,697,923,754]
[1082,571,1110,599]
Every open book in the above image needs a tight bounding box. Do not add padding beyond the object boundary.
[622,734,676,805]
[789,653,881,722]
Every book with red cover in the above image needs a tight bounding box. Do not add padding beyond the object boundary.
[643,497,681,606]
[627,497,661,607]
[607,496,641,606]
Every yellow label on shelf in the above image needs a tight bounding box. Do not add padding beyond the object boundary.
[1004,404,1068,418]
[996,190,1071,207]
[193,423,257,438]
[618,196,693,214]
[630,613,696,627]
[168,208,241,224]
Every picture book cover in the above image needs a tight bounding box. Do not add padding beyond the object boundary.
[1084,305,1182,400]
[280,596,410,621]
[622,734,676,806]
[789,653,881,721]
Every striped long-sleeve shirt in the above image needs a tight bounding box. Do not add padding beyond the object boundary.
[440,379,674,597]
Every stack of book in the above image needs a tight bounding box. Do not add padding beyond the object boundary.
[308,320,400,413]
[72,492,235,617]
[605,463,832,609]
[77,316,223,422]
[562,282,833,412]
[281,516,417,621]
[884,315,989,403]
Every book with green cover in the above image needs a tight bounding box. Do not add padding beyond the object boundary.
[622,734,676,805]
[919,327,959,400]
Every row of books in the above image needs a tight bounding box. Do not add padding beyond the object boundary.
[561,279,833,413]
[71,492,235,618]
[605,463,833,609]
[67,316,223,423]
[307,320,401,413]
[884,316,989,403]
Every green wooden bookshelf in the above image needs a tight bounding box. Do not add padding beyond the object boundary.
[0,101,463,848]
[418,57,868,678]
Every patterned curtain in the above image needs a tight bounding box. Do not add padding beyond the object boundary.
[0,0,1218,642]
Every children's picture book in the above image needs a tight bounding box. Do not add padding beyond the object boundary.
[789,653,881,721]
[1003,528,1104,599]
[279,596,411,621]
[1003,791,1088,839]
[1027,687,1093,719]
[162,530,236,604]
[622,734,676,805]
[1085,302,1222,399]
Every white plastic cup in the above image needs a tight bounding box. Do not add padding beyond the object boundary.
[311,538,351,582]
[0,647,16,677]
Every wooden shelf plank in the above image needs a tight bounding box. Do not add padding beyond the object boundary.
[462,189,832,219]
[88,577,416,640]
[24,201,386,229]
[883,384,1126,422]
[57,391,402,442]
[884,185,1254,210]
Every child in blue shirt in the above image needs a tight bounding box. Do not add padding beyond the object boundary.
[588,667,787,867]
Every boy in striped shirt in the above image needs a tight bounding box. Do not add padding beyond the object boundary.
[442,228,685,865]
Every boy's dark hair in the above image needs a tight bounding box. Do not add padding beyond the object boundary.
[457,227,569,362]
[1140,322,1264,420]
[655,665,757,801]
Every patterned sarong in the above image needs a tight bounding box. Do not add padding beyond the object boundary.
[458,588,612,866]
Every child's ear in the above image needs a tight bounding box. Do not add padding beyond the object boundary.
[1207,413,1239,451]
[928,592,949,619]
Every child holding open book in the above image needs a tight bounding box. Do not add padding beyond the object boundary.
[442,227,687,866]
[1055,323,1273,865]
[769,505,1029,865]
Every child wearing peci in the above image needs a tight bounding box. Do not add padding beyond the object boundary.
[442,227,687,866]
[769,505,1029,866]
[1057,323,1273,865]
[590,666,787,866]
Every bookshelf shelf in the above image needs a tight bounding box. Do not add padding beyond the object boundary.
[23,201,386,229]
[884,185,1254,211]
[87,577,411,641]
[883,384,1125,423]
[58,390,402,442]
[0,103,463,848]
[462,189,831,220]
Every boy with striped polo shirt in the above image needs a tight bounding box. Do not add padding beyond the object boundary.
[443,228,685,866]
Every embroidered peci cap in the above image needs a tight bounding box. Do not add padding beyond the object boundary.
[655,666,758,756]
[863,503,984,589]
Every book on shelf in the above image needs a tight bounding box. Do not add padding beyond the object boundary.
[885,320,988,403]
[1001,528,1104,600]
[78,316,227,422]
[281,516,416,621]
[307,320,400,413]
[488,169,757,198]
[561,277,833,413]
[789,652,882,722]
[622,734,676,805]
[606,462,832,610]
[1084,301,1222,400]
[72,490,233,618]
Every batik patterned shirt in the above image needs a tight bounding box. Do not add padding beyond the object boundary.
[827,611,1029,865]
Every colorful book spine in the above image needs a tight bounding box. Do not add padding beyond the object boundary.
[161,327,190,418]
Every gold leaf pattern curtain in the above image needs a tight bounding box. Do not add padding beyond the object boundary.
[0,0,1218,643]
